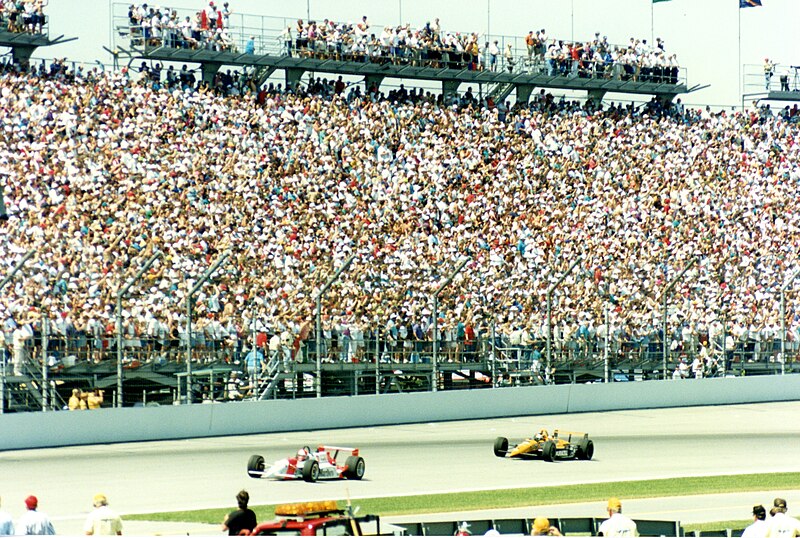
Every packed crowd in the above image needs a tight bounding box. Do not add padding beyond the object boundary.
[123,2,680,84]
[0,0,46,34]
[1,55,800,382]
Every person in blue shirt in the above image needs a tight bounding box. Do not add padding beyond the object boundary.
[0,496,14,535]
[245,36,255,55]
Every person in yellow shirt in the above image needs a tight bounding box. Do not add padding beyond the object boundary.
[86,390,104,410]
[68,389,88,410]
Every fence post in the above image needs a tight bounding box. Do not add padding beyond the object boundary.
[116,250,163,408]
[0,250,35,415]
[186,249,231,404]
[546,257,583,384]
[432,257,469,393]
[315,254,356,398]
[375,324,380,395]
[41,315,48,412]
[661,257,698,380]
[780,269,800,376]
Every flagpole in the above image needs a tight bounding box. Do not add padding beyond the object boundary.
[738,5,742,107]
[651,2,654,45]
[571,0,574,42]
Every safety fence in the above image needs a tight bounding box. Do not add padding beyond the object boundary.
[3,326,798,413]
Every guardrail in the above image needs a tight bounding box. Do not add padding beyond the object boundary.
[110,3,686,90]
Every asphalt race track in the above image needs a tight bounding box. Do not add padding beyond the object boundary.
[2,401,799,535]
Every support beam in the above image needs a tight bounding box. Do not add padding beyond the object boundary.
[442,80,461,102]
[285,67,305,91]
[365,74,385,93]
[515,84,534,105]
[201,62,221,85]
[12,45,35,67]
[587,88,606,103]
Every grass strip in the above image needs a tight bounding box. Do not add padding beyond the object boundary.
[125,472,800,524]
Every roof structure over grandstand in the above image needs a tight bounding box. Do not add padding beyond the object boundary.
[111,3,692,104]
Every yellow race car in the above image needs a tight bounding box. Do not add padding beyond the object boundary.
[493,429,594,462]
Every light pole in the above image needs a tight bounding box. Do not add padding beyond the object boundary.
[0,250,35,415]
[432,257,469,392]
[780,269,800,375]
[661,257,698,380]
[315,253,356,398]
[546,256,583,384]
[116,250,162,408]
[186,249,231,404]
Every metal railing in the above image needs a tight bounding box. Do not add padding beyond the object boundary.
[2,326,798,412]
[110,3,686,89]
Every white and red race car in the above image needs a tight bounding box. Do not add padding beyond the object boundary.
[247,445,366,483]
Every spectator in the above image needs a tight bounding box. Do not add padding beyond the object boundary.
[0,496,13,536]
[68,388,88,410]
[86,390,104,410]
[766,498,800,537]
[83,494,123,536]
[17,496,55,536]
[741,504,767,538]
[531,517,562,536]
[222,490,257,536]
[597,497,638,537]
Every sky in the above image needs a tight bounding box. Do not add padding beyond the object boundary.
[31,0,800,109]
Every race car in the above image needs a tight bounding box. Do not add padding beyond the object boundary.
[247,445,365,482]
[493,429,594,462]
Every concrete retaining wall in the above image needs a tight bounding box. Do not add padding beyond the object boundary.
[2,374,799,451]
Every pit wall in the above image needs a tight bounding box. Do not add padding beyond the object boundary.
[2,375,799,451]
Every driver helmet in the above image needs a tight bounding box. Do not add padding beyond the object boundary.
[296,448,308,460]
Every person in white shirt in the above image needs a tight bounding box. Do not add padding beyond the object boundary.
[741,504,768,538]
[17,495,55,536]
[766,498,800,538]
[0,496,13,536]
[83,494,123,536]
[597,497,638,537]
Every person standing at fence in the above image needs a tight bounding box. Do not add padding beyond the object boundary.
[17,495,55,536]
[741,504,767,538]
[222,490,256,536]
[86,389,104,410]
[84,494,123,536]
[12,316,32,376]
[597,497,638,537]
[68,388,88,410]
[0,496,14,536]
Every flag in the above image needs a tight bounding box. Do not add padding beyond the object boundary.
[739,0,762,7]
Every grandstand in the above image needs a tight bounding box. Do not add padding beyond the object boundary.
[109,3,691,105]
[2,4,800,413]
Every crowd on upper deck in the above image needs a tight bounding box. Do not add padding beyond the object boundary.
[122,1,680,85]
[0,0,47,34]
[1,49,800,380]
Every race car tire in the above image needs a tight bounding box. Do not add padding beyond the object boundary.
[577,439,594,460]
[542,440,556,462]
[302,459,320,482]
[493,437,509,457]
[344,456,366,480]
[247,455,265,478]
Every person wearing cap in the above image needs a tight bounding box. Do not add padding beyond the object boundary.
[742,504,767,538]
[83,494,122,535]
[17,495,55,535]
[597,497,638,537]
[0,496,14,536]
[766,498,800,537]
[531,516,562,536]
[222,490,257,536]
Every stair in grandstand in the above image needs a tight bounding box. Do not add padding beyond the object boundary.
[257,354,284,400]
[251,65,277,89]
[4,361,67,413]
[487,81,515,104]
